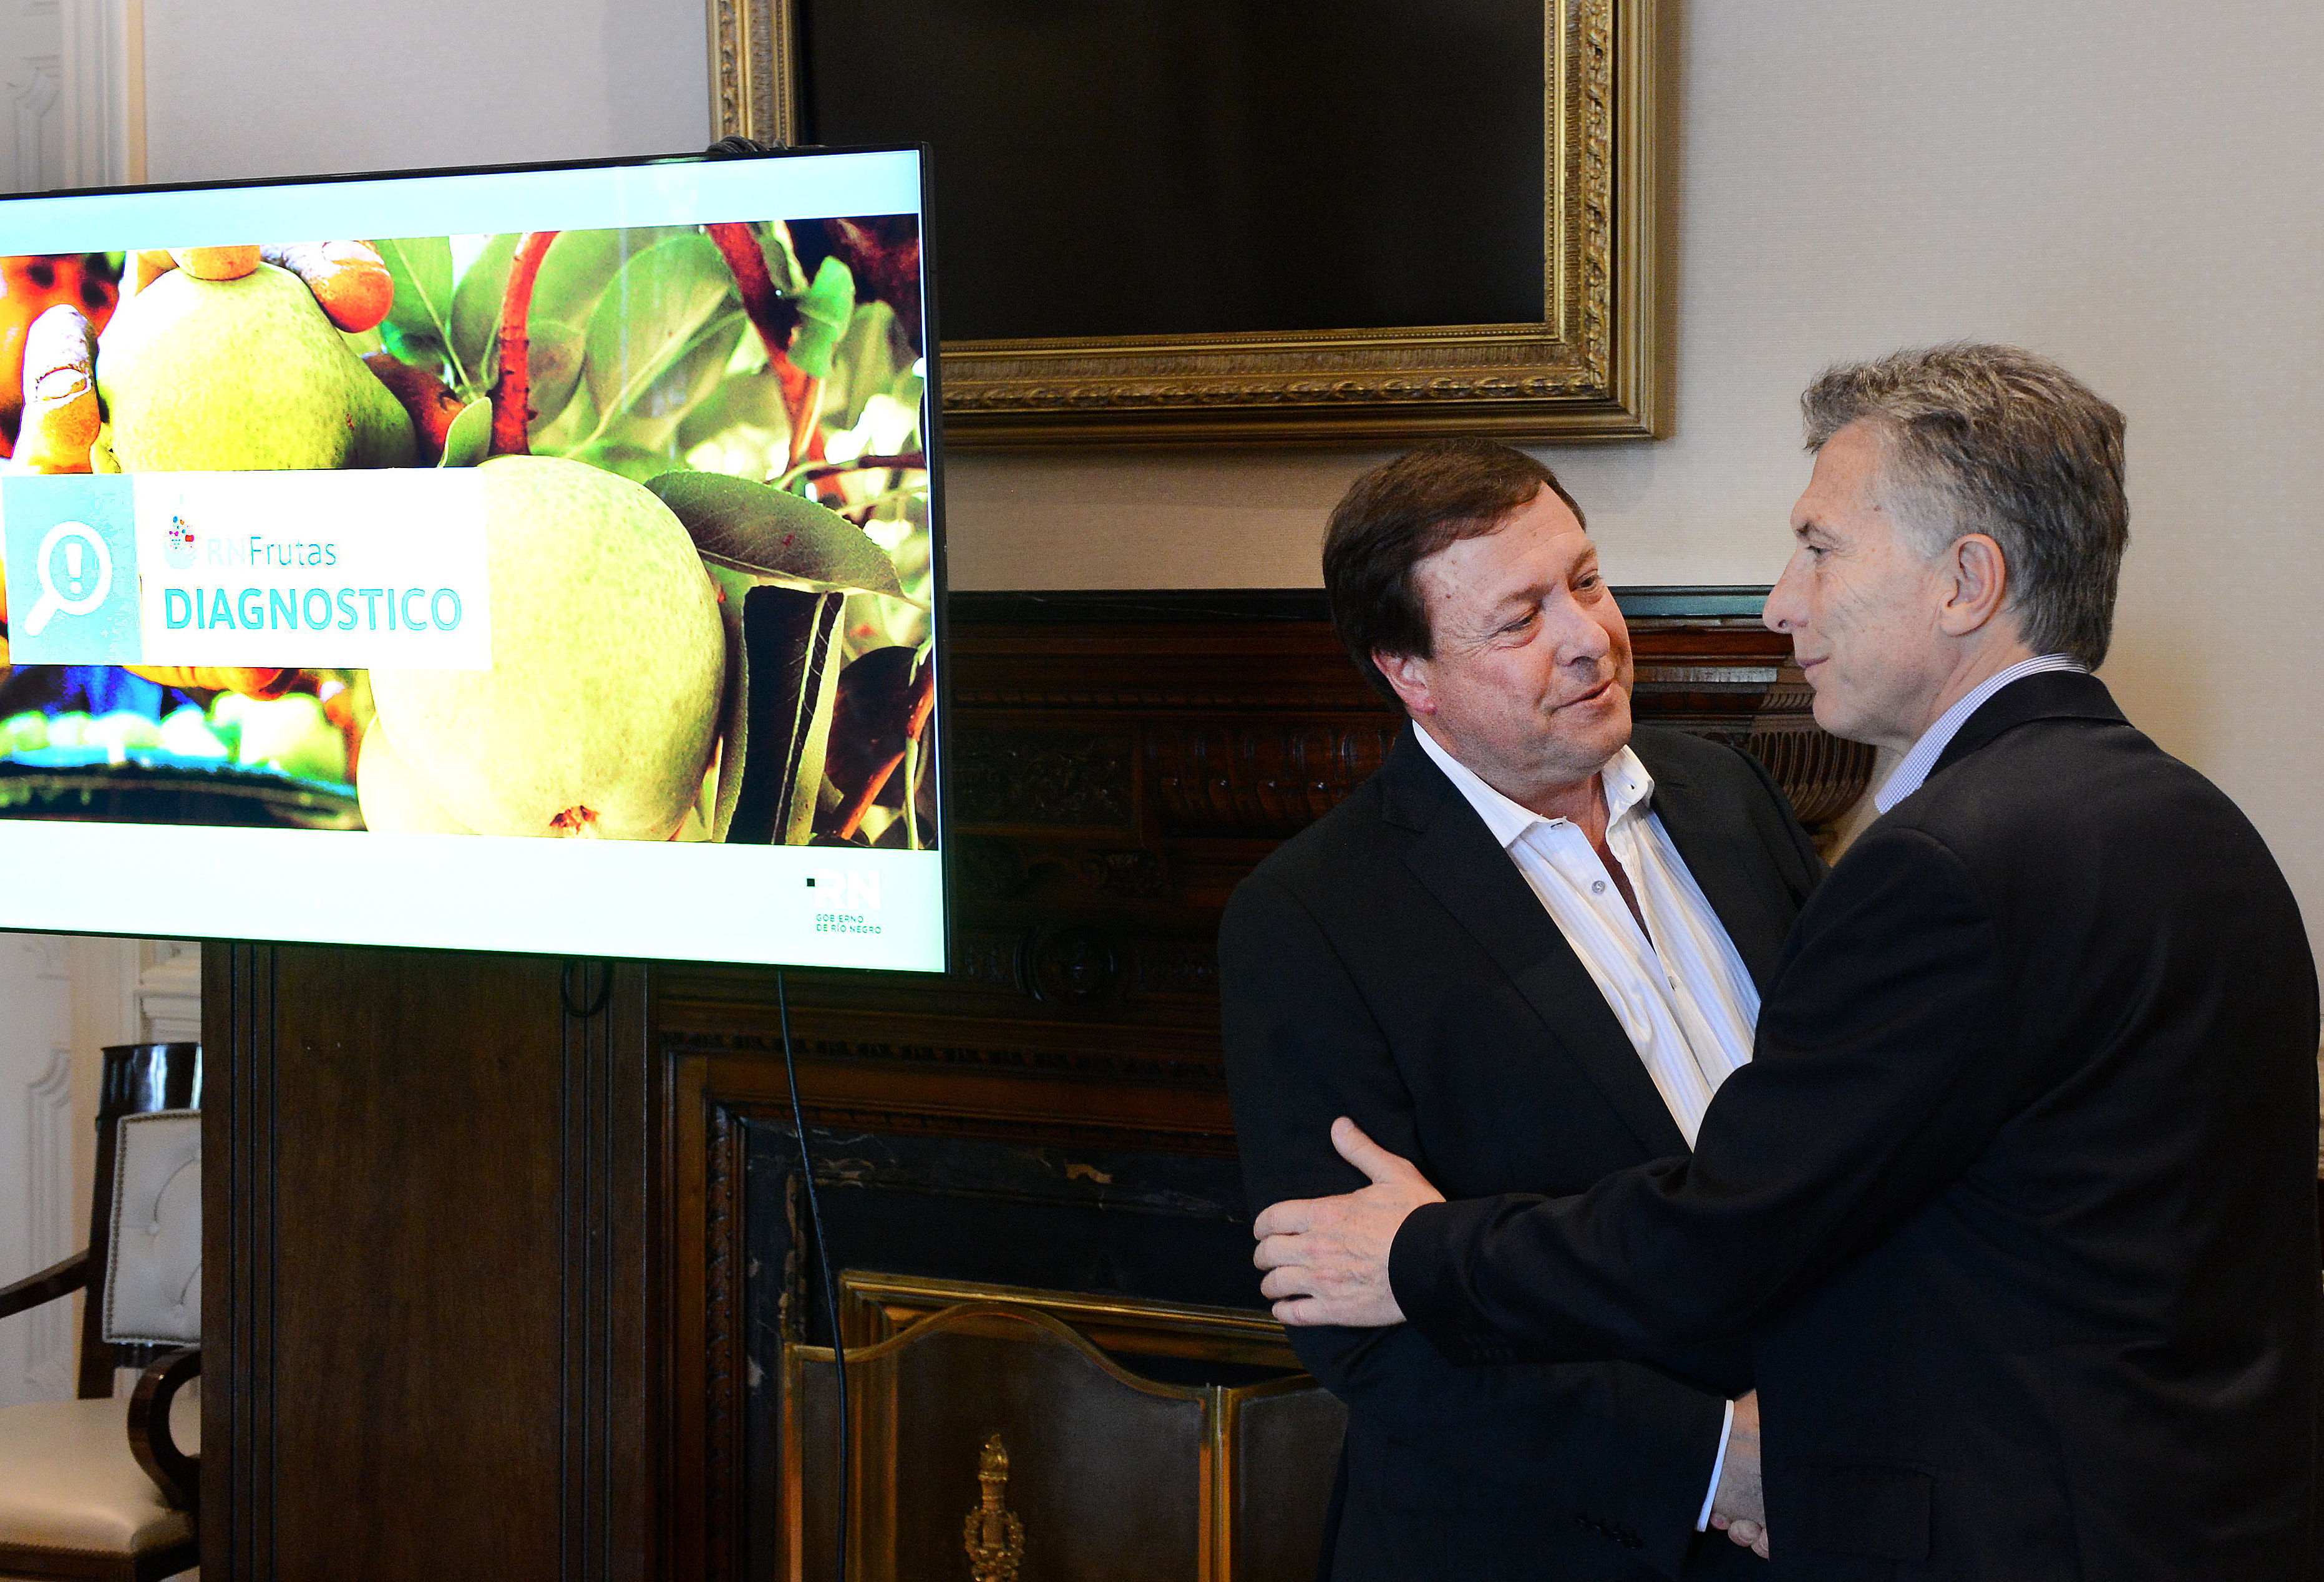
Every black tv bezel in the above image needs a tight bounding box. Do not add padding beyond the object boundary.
[0,140,956,979]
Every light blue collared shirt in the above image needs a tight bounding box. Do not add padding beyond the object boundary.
[1872,654,2088,814]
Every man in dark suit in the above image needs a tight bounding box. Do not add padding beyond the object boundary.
[1253,346,2323,1579]
[1222,440,1825,1580]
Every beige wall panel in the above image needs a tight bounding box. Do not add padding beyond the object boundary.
[139,0,711,182]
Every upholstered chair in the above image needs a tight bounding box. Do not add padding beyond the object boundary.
[0,1043,202,1582]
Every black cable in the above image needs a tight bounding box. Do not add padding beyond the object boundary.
[778,965,847,1582]
[558,959,613,1018]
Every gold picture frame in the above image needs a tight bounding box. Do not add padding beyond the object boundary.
[707,0,1663,449]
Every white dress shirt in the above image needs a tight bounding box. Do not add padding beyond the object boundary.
[1414,725,1764,1526]
[1414,728,1761,1147]
[1872,654,2088,813]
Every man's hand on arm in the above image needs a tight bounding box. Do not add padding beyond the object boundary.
[1253,1117,1444,1327]
[1708,1390,1770,1558]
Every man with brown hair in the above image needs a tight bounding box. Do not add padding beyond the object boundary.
[1220,439,1824,1580]
[1253,346,2323,1580]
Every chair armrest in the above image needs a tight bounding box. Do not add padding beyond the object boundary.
[128,1345,200,1514]
[0,1249,89,1321]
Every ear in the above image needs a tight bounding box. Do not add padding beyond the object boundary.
[1936,534,2012,638]
[1373,649,1436,716]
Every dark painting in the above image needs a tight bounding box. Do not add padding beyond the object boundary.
[799,0,1548,340]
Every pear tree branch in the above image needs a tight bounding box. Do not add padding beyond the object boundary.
[489,231,558,456]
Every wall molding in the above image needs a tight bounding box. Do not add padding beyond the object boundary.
[21,1042,74,1400]
[59,0,139,186]
[137,941,200,1043]
[9,52,57,192]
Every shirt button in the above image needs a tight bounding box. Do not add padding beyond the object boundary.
[1592,880,1606,895]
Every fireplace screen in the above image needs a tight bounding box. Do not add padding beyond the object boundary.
[782,1286,1343,1581]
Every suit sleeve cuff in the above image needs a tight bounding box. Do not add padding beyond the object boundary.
[1694,1398,1735,1531]
[1391,1196,1529,1365]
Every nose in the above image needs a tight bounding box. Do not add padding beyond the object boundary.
[1549,593,1612,668]
[1764,549,1808,635]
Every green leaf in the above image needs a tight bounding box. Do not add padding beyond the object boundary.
[755,220,809,295]
[583,234,740,426]
[631,311,745,431]
[437,399,492,468]
[450,231,643,383]
[529,373,597,456]
[570,310,745,459]
[379,321,450,376]
[524,319,588,434]
[645,470,915,603]
[528,229,638,333]
[447,233,518,376]
[788,256,857,379]
[565,439,678,483]
[376,236,455,350]
[674,374,787,455]
[824,301,905,429]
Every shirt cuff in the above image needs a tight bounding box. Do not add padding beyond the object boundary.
[1695,1398,1736,1531]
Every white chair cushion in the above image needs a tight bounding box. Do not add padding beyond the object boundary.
[0,1392,197,1557]
[104,1110,200,1346]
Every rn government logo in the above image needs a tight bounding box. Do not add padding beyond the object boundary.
[163,513,198,571]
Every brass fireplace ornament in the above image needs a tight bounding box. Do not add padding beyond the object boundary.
[963,1434,1026,1582]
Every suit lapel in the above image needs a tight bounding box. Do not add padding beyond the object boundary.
[1929,670,2127,780]
[1635,742,1792,995]
[1383,732,1691,1160]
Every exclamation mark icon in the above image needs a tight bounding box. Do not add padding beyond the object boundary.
[64,540,82,597]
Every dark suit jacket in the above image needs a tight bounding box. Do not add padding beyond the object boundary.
[1222,723,1826,1581]
[1394,672,2324,1580]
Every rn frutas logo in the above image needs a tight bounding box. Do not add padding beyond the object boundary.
[807,868,882,911]
[163,513,197,571]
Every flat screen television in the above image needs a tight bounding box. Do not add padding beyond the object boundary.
[0,145,947,971]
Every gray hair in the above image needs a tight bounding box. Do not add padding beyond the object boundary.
[1801,343,2128,668]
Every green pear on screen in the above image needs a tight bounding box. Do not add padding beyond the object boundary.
[355,721,476,835]
[367,456,724,840]
[97,263,414,471]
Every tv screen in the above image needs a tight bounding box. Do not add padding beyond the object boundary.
[0,146,946,971]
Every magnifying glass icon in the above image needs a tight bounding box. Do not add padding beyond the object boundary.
[21,520,112,637]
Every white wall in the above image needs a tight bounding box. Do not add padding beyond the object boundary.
[132,0,2324,954]
[140,0,711,182]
